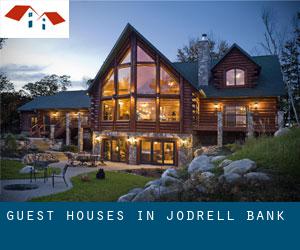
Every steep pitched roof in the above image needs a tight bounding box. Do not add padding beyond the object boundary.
[18,91,90,111]
[5,5,37,21]
[39,12,65,25]
[172,55,285,98]
[88,23,195,93]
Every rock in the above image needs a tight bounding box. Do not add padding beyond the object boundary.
[132,185,159,202]
[219,173,242,184]
[244,172,270,182]
[161,168,179,179]
[159,185,182,201]
[128,188,144,195]
[183,179,196,191]
[224,159,256,175]
[193,148,204,157]
[211,155,226,163]
[144,179,162,188]
[274,127,290,137]
[201,146,223,156]
[218,159,233,169]
[161,175,182,187]
[19,165,34,174]
[188,155,214,174]
[118,192,137,202]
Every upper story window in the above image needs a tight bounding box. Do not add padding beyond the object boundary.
[160,67,179,94]
[102,70,115,97]
[137,46,154,62]
[118,67,130,95]
[29,12,32,17]
[137,65,156,94]
[226,69,245,86]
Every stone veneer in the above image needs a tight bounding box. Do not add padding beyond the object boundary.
[92,131,194,167]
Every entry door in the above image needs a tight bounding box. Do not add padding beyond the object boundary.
[103,138,127,162]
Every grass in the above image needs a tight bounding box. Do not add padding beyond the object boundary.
[228,128,300,177]
[0,160,61,180]
[31,171,154,202]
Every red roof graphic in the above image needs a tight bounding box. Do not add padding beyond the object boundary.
[5,5,37,21]
[40,12,65,25]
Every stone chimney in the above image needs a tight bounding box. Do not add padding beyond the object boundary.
[198,34,211,86]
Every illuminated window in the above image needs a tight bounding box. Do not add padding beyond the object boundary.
[226,69,245,86]
[160,67,179,94]
[118,67,130,95]
[102,70,115,96]
[137,46,154,62]
[137,65,156,94]
[160,99,180,122]
[120,49,131,64]
[225,106,247,127]
[102,100,114,121]
[136,98,156,121]
[117,98,130,120]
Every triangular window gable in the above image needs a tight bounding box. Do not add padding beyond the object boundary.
[137,45,154,62]
[102,69,115,96]
[160,66,179,94]
[120,49,131,64]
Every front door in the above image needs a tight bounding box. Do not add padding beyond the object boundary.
[102,138,127,162]
[140,140,176,165]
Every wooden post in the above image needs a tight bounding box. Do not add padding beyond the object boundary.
[247,111,254,138]
[65,112,70,146]
[217,111,223,147]
[78,113,83,152]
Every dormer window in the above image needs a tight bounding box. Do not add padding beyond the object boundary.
[226,69,245,86]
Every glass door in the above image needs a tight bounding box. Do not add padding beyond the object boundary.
[153,141,163,164]
[140,140,151,164]
[103,139,111,161]
[111,139,119,162]
[102,138,127,162]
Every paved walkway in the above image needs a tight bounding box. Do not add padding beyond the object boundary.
[0,161,167,202]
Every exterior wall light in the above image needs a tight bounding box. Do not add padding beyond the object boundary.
[254,101,258,110]
[127,137,137,145]
[214,102,219,111]
[180,138,189,147]
[95,136,102,142]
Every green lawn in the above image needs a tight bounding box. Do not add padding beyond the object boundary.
[229,128,300,177]
[0,160,61,180]
[31,171,153,202]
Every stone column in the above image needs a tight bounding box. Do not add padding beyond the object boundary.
[277,111,284,129]
[128,143,137,165]
[217,111,223,147]
[247,111,254,138]
[50,124,55,141]
[65,113,70,146]
[78,113,83,152]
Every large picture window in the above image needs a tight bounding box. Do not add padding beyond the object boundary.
[137,65,156,94]
[102,100,114,121]
[136,98,156,121]
[102,71,115,96]
[224,105,247,127]
[160,99,180,122]
[137,46,154,62]
[160,67,179,94]
[117,98,130,120]
[118,67,130,95]
[226,69,245,86]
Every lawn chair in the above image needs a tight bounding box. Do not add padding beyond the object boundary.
[52,164,69,188]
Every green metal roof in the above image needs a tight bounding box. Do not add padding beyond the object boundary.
[18,90,90,111]
[172,55,285,98]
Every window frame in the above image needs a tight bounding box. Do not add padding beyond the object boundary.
[225,68,246,87]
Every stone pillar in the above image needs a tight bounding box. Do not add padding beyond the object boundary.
[50,124,55,141]
[128,143,137,165]
[78,113,83,152]
[65,113,70,146]
[92,132,101,156]
[277,111,284,129]
[247,111,254,138]
[217,111,223,147]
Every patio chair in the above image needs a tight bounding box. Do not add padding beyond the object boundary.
[30,161,49,183]
[52,164,69,188]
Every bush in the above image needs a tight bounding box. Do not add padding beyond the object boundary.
[61,144,78,153]
[229,128,300,177]
[3,133,18,156]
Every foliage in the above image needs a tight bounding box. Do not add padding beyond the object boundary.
[224,142,243,153]
[229,128,300,177]
[177,34,230,62]
[22,74,71,97]
[31,171,153,201]
[0,160,61,180]
[3,133,17,153]
[0,38,6,49]
[61,144,78,153]
[0,74,15,93]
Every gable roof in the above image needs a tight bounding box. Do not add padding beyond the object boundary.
[173,55,285,98]
[88,23,196,93]
[39,12,65,25]
[211,43,261,70]
[18,91,90,111]
[5,5,37,21]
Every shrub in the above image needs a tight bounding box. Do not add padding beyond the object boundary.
[61,144,78,153]
[3,133,18,156]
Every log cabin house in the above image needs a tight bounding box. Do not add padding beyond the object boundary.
[18,24,285,166]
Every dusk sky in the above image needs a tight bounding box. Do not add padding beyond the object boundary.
[0,1,298,90]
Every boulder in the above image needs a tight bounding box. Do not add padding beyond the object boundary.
[219,173,242,184]
[159,185,182,201]
[224,159,256,175]
[161,175,182,187]
[118,192,137,202]
[211,155,226,163]
[218,159,233,169]
[128,188,144,195]
[244,172,270,182]
[132,185,160,202]
[193,148,204,157]
[188,155,214,174]
[161,168,179,179]
[274,127,290,137]
[19,165,34,174]
[144,179,162,188]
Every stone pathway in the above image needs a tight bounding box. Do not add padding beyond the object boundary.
[0,161,167,202]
